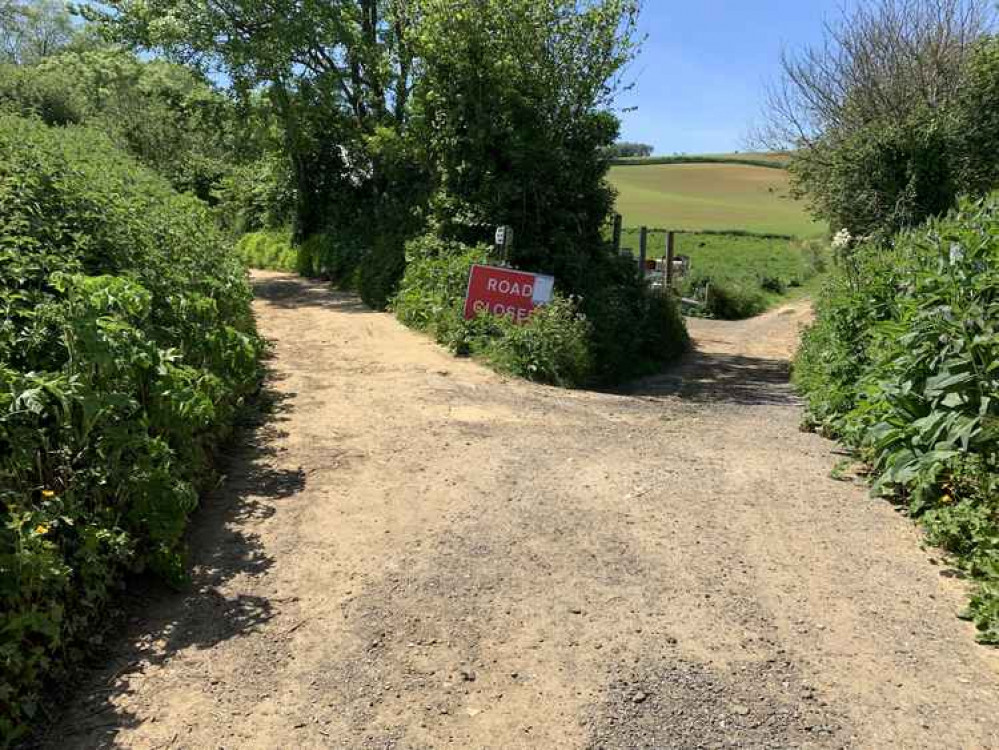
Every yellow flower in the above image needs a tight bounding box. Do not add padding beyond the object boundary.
[34,524,49,535]
[41,490,55,498]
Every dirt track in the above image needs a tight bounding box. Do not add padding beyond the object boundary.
[43,271,999,749]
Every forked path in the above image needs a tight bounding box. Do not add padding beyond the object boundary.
[45,272,999,749]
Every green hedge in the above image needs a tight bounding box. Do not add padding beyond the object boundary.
[0,114,263,742]
[795,195,999,644]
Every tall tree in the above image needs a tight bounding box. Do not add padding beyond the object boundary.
[412,0,641,290]
[88,0,420,239]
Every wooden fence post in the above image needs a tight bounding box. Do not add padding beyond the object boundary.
[612,214,623,255]
[638,226,648,275]
[666,231,675,288]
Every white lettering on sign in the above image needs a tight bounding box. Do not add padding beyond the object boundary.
[486,278,533,297]
[472,299,531,322]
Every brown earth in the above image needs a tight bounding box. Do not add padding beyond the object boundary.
[40,271,999,749]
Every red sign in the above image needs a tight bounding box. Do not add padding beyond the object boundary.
[463,264,555,323]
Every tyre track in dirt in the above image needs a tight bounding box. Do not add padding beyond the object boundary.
[40,271,999,749]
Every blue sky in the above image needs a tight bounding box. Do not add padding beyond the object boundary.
[615,1,845,154]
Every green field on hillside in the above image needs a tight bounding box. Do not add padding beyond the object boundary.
[619,229,830,318]
[609,162,824,237]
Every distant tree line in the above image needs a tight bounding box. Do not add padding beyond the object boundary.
[606,141,654,158]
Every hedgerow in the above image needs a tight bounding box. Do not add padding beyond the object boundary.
[0,114,263,742]
[795,194,999,644]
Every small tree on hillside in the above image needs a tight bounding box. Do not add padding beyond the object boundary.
[759,0,997,237]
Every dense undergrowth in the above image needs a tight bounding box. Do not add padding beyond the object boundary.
[795,195,999,644]
[393,235,688,387]
[0,114,263,740]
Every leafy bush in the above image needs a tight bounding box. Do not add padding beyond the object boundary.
[394,235,490,332]
[685,276,768,320]
[771,6,999,240]
[581,254,689,382]
[0,114,262,740]
[394,234,687,386]
[795,194,999,644]
[234,228,296,272]
[295,233,358,284]
[358,237,407,311]
[477,297,592,387]
[792,110,958,240]
[217,156,296,236]
[395,235,591,385]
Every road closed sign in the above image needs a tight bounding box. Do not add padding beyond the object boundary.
[463,264,555,323]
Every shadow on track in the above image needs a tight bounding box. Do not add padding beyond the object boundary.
[252,273,373,315]
[31,382,304,750]
[623,344,799,408]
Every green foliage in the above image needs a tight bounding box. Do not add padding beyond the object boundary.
[398,0,686,382]
[476,297,593,387]
[0,114,262,740]
[954,36,999,199]
[0,48,254,203]
[234,228,296,272]
[791,109,959,239]
[699,280,768,320]
[581,254,690,382]
[606,141,654,159]
[784,32,999,239]
[216,154,296,236]
[296,233,360,285]
[795,194,999,644]
[0,0,74,65]
[393,235,491,335]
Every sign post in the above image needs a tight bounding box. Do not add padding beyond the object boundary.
[463,264,555,323]
[494,225,514,266]
[638,226,648,274]
[666,231,676,287]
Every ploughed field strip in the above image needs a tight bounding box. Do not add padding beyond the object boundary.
[43,272,999,749]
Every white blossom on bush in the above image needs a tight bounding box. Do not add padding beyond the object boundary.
[831,228,853,252]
